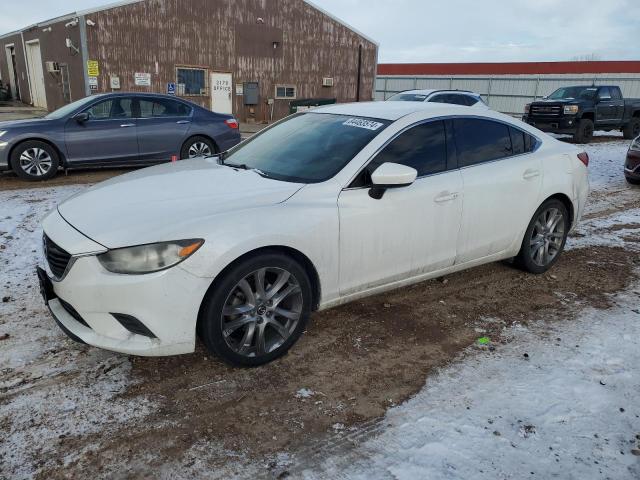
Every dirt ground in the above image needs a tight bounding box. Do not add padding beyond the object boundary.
[1,130,639,479]
[28,242,636,479]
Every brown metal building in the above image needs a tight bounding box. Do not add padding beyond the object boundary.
[0,0,377,121]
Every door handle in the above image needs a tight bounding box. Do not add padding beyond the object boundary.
[523,169,540,180]
[120,123,135,128]
[176,120,191,124]
[434,191,459,203]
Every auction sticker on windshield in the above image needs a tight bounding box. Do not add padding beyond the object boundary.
[343,118,384,131]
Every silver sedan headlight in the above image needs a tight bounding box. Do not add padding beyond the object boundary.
[97,239,204,274]
[630,137,640,152]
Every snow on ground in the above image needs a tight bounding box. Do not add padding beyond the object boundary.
[294,285,640,480]
[0,134,638,479]
[0,186,157,478]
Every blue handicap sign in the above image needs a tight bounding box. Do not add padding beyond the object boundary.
[167,82,176,95]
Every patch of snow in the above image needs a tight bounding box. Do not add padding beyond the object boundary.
[296,388,316,399]
[295,286,640,479]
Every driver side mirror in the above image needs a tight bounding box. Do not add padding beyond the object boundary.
[369,162,417,200]
[74,112,89,123]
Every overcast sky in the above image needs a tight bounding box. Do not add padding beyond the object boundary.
[1,0,639,63]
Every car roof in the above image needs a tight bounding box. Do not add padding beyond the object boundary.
[312,101,477,121]
[392,89,477,97]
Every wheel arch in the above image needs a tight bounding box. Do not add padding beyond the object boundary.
[9,137,68,168]
[580,111,595,122]
[196,245,322,332]
[542,192,575,230]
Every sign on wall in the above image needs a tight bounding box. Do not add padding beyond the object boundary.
[134,72,151,86]
[87,60,99,77]
[110,76,121,89]
[167,82,176,95]
[235,83,244,96]
[88,76,98,91]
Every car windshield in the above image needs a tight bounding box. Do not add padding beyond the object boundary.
[45,96,100,119]
[547,87,597,100]
[221,112,390,183]
[387,93,429,102]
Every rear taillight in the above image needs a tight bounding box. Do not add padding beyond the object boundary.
[577,152,589,167]
[225,119,239,129]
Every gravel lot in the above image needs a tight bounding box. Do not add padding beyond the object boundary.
[1,133,639,479]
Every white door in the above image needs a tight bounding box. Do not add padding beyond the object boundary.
[25,41,47,109]
[210,72,232,114]
[453,118,542,263]
[338,121,463,296]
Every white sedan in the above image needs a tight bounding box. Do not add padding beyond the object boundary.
[38,102,589,366]
[386,89,489,108]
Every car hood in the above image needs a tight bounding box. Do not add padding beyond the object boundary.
[57,158,305,249]
[0,117,52,130]
[532,99,580,105]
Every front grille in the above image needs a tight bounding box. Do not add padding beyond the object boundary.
[59,298,91,329]
[44,235,72,278]
[530,105,562,117]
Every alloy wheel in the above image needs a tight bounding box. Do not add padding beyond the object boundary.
[188,141,212,158]
[222,267,303,357]
[529,207,566,267]
[19,148,52,177]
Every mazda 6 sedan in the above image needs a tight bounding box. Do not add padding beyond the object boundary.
[38,102,589,366]
[0,93,240,181]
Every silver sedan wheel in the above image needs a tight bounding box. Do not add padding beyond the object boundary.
[529,207,565,267]
[19,147,52,177]
[187,141,212,158]
[222,267,303,357]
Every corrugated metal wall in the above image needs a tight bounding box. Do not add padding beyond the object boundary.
[375,74,640,116]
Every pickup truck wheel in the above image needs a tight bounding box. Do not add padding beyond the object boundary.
[10,140,60,181]
[622,118,640,140]
[572,119,594,144]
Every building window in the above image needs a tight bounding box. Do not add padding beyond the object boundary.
[275,85,296,99]
[176,67,208,96]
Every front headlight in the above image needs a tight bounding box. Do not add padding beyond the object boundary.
[97,239,204,274]
[630,137,640,152]
[0,130,7,138]
[524,104,530,114]
[564,105,579,115]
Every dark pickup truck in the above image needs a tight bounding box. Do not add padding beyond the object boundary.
[523,85,640,143]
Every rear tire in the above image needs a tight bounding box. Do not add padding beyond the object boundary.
[180,136,216,159]
[198,252,312,367]
[626,176,640,185]
[10,140,60,181]
[572,119,594,144]
[622,117,640,140]
[515,199,569,274]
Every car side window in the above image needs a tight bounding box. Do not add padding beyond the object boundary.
[351,121,447,188]
[446,94,471,106]
[610,87,622,100]
[463,95,479,106]
[598,87,611,100]
[453,118,512,167]
[85,98,133,119]
[510,127,526,155]
[138,98,191,118]
[428,94,448,104]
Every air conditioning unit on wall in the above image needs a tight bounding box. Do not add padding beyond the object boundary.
[322,77,334,87]
[45,61,60,73]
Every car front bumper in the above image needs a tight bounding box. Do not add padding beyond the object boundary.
[0,139,10,171]
[522,115,578,134]
[40,210,212,356]
[625,151,640,180]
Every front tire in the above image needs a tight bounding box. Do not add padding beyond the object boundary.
[10,140,60,181]
[199,252,312,367]
[180,136,216,159]
[626,175,640,185]
[515,199,569,274]
[572,119,594,144]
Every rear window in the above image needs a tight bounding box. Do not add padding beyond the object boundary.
[453,118,512,167]
[387,93,428,102]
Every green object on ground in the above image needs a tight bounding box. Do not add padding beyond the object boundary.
[477,337,490,345]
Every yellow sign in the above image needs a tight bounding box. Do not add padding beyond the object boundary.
[87,60,99,77]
